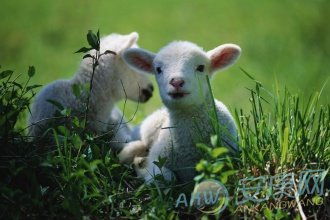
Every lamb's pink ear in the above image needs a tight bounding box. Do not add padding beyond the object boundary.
[207,44,241,73]
[122,48,156,74]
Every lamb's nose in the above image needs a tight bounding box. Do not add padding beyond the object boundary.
[170,78,185,89]
[141,88,152,102]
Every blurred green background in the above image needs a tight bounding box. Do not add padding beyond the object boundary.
[1,0,329,124]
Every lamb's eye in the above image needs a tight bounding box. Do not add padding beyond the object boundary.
[196,65,205,72]
[156,67,162,74]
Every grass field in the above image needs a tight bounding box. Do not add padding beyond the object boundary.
[0,0,329,219]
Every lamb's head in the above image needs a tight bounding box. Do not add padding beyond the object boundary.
[100,32,154,103]
[122,41,241,109]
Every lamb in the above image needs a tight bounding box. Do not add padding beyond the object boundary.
[28,32,154,150]
[119,41,241,183]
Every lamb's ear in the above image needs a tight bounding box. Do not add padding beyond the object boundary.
[207,44,241,73]
[121,32,139,51]
[123,48,156,74]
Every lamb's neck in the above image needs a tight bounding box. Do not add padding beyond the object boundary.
[167,102,217,145]
[168,101,215,127]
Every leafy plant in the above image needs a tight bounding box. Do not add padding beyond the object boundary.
[0,65,40,139]
[75,30,116,129]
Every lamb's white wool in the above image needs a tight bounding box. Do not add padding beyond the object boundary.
[28,32,154,150]
[119,41,241,183]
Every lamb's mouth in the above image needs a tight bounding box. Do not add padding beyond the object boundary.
[168,92,190,99]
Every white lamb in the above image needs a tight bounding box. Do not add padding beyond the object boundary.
[119,41,241,183]
[28,32,154,150]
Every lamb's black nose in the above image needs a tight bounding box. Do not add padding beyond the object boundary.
[141,88,152,102]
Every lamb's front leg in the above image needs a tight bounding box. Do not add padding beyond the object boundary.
[119,109,166,163]
[134,157,176,184]
[118,140,149,164]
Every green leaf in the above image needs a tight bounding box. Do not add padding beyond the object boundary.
[240,67,255,80]
[46,99,64,110]
[211,162,224,173]
[60,108,71,116]
[195,163,204,172]
[0,70,13,79]
[240,67,262,86]
[220,170,237,183]
[263,208,273,220]
[72,134,83,149]
[26,84,42,91]
[57,125,70,136]
[87,30,99,50]
[70,169,86,178]
[96,29,100,40]
[274,209,287,219]
[11,81,22,89]
[72,83,81,97]
[280,127,289,165]
[28,66,35,77]
[193,173,204,182]
[72,116,80,127]
[196,143,211,154]
[75,47,92,53]
[111,164,120,169]
[210,135,218,147]
[210,147,228,158]
[312,195,323,205]
[83,54,93,59]
[196,159,207,172]
[153,156,167,169]
[83,82,90,92]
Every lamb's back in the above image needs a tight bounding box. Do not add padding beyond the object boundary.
[28,79,80,136]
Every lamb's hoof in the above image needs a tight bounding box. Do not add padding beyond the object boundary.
[134,157,147,169]
[118,140,149,164]
[118,149,133,164]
